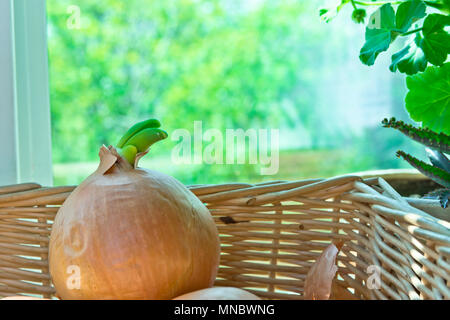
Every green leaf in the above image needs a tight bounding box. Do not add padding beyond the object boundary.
[382,117,450,153]
[395,0,426,33]
[319,9,329,17]
[421,31,450,66]
[445,0,450,13]
[397,151,450,188]
[419,14,450,66]
[360,28,392,65]
[368,3,396,30]
[390,33,427,75]
[360,4,396,65]
[423,13,450,34]
[405,63,450,134]
[426,0,450,14]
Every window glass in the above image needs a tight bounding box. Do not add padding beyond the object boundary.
[46,0,423,186]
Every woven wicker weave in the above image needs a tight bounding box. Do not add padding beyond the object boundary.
[0,175,449,300]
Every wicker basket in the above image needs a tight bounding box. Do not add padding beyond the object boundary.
[0,174,449,300]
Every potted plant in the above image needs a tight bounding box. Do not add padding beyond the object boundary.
[320,0,449,220]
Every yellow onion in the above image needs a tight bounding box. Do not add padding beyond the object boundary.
[173,287,261,300]
[49,132,220,299]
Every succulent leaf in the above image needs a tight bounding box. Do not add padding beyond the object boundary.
[396,150,450,188]
[382,118,450,154]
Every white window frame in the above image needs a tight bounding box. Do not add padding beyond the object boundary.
[0,0,53,186]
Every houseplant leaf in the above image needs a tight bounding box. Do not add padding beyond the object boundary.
[405,62,450,134]
[360,4,396,65]
[390,33,427,75]
[395,0,426,32]
[420,13,450,66]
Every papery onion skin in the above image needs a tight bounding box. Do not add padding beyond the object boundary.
[173,287,261,300]
[304,243,342,300]
[49,148,220,300]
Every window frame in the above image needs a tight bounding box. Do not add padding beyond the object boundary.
[0,0,53,186]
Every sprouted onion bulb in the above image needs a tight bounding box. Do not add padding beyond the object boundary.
[49,119,220,299]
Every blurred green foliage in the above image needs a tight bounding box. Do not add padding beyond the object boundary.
[47,0,423,185]
[47,0,326,161]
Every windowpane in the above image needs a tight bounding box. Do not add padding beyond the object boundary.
[46,0,423,186]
